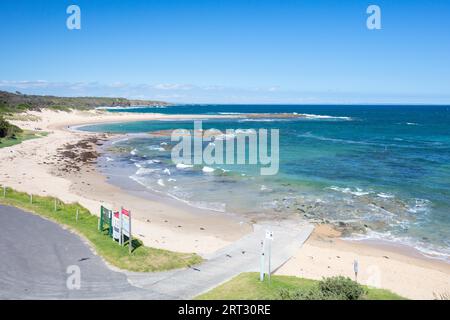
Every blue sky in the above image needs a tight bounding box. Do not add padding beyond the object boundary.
[1,0,449,104]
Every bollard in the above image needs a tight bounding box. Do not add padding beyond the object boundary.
[30,194,33,204]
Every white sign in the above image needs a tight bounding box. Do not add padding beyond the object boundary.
[265,230,273,240]
[112,211,121,240]
[121,208,130,237]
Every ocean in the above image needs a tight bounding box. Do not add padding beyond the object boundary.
[80,105,450,261]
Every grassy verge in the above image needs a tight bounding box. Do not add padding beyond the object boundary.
[196,272,405,300]
[0,130,47,148]
[0,187,202,272]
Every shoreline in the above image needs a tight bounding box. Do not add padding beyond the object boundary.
[1,109,449,299]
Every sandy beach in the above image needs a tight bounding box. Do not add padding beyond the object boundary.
[1,109,449,299]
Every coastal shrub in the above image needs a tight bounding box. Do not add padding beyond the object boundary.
[318,276,366,300]
[278,276,366,300]
[0,116,22,138]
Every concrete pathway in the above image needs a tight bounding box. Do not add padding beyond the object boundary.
[0,205,313,299]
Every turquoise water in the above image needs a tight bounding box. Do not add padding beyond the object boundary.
[81,105,450,260]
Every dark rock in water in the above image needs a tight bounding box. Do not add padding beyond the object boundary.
[338,221,347,227]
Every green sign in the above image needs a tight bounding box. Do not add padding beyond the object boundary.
[99,205,113,237]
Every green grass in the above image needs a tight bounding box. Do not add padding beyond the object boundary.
[0,130,47,148]
[0,187,202,272]
[196,272,406,300]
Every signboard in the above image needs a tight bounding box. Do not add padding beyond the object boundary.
[121,208,130,237]
[99,205,112,235]
[265,230,274,241]
[112,211,121,241]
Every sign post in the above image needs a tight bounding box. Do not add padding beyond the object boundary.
[120,207,124,246]
[2,186,5,198]
[265,230,274,284]
[259,240,265,281]
[128,210,132,254]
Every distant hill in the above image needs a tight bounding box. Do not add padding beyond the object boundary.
[0,90,170,113]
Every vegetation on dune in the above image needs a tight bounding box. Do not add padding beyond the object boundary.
[0,116,22,138]
[0,129,48,148]
[0,116,47,148]
[196,272,405,300]
[279,276,367,300]
[0,90,170,114]
[0,187,202,272]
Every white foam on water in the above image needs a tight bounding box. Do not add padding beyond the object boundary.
[408,198,431,214]
[327,186,371,196]
[136,167,160,175]
[377,192,394,198]
[302,114,352,121]
[344,230,450,262]
[186,201,226,212]
[176,163,193,169]
[163,168,171,175]
[112,137,129,145]
[202,166,215,173]
[147,145,165,151]
[157,179,165,187]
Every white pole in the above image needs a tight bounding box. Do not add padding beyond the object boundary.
[30,194,33,204]
[268,238,272,284]
[76,208,79,222]
[120,207,124,246]
[3,186,6,198]
[129,210,132,254]
[260,240,265,281]
[54,198,57,211]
